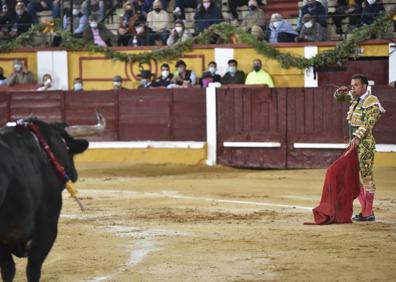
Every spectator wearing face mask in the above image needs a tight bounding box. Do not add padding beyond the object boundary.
[297,13,327,42]
[199,61,221,87]
[117,2,136,46]
[299,0,327,29]
[137,70,153,88]
[7,59,36,86]
[266,13,297,43]
[83,14,116,47]
[73,78,84,91]
[170,60,197,87]
[146,0,171,45]
[0,66,7,85]
[0,4,10,39]
[8,2,33,38]
[151,63,174,87]
[37,73,53,91]
[167,20,192,46]
[131,22,155,46]
[245,58,274,87]
[240,0,266,41]
[65,4,88,36]
[361,0,384,26]
[194,0,223,33]
[221,59,245,85]
[228,0,265,21]
[112,75,126,90]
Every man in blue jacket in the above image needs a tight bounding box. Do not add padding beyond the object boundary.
[361,0,384,26]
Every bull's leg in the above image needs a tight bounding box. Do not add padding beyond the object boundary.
[26,225,58,282]
[0,246,15,282]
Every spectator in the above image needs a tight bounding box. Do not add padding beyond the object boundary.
[117,2,136,46]
[137,70,153,88]
[266,13,297,43]
[200,61,221,87]
[170,60,197,87]
[299,0,327,29]
[133,0,148,21]
[0,66,6,85]
[82,14,116,47]
[112,75,126,90]
[37,73,53,91]
[73,78,84,91]
[228,0,265,21]
[66,3,88,35]
[221,59,246,84]
[167,19,192,45]
[131,21,155,46]
[331,0,362,36]
[151,63,174,87]
[297,13,327,42]
[27,0,53,24]
[146,0,171,45]
[7,59,35,86]
[8,2,33,38]
[194,0,223,33]
[361,0,384,26]
[0,4,10,39]
[173,0,198,20]
[245,58,274,87]
[81,0,105,20]
[240,0,266,41]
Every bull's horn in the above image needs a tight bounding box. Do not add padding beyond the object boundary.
[65,111,106,137]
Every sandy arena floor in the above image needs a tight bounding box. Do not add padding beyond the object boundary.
[13,163,396,281]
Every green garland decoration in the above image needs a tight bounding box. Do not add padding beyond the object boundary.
[1,10,395,69]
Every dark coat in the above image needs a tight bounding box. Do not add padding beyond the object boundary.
[221,70,246,84]
[194,3,223,32]
[8,11,33,35]
[361,1,385,25]
[300,2,327,27]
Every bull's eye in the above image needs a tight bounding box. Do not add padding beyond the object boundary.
[61,137,70,150]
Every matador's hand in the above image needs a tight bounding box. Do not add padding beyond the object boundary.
[351,137,360,148]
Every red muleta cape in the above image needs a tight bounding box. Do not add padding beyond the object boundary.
[307,147,360,225]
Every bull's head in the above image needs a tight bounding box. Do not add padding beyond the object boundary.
[29,112,106,183]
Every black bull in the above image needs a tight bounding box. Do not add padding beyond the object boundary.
[0,114,105,282]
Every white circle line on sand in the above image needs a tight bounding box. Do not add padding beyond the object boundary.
[73,189,314,212]
[158,191,313,211]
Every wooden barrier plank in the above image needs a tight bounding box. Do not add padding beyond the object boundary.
[9,92,63,122]
[217,87,287,168]
[172,88,206,141]
[286,87,346,168]
[65,91,117,141]
[119,89,172,141]
[0,93,9,125]
[373,86,396,144]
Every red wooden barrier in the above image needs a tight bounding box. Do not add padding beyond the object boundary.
[1,86,395,169]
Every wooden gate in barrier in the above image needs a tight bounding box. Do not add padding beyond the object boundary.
[216,87,287,168]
